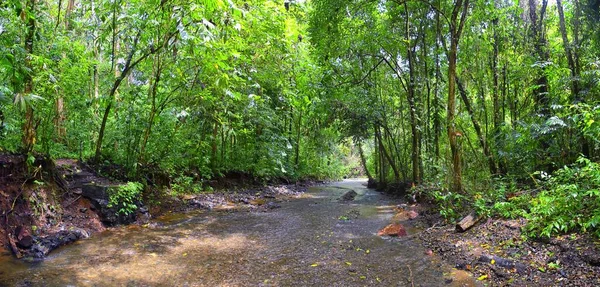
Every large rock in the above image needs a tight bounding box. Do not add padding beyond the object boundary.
[339,190,358,201]
[26,228,90,259]
[377,223,407,237]
[81,183,111,201]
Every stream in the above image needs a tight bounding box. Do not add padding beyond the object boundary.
[0,179,477,286]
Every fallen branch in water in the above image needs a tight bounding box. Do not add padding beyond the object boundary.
[407,264,415,287]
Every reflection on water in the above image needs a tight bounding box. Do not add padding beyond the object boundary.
[0,180,478,287]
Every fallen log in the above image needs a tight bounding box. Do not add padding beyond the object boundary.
[456,213,480,232]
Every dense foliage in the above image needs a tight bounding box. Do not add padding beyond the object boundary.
[1,0,600,238]
[0,0,356,184]
[307,0,600,237]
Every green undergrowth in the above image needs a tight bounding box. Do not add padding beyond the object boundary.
[413,156,600,239]
[108,182,144,216]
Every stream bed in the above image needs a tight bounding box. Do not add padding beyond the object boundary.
[0,179,477,286]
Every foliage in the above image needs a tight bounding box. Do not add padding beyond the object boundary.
[170,175,208,195]
[411,185,466,221]
[108,182,144,216]
[525,157,600,238]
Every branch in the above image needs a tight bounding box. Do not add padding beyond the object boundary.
[456,0,470,40]
[390,0,451,27]
[334,58,384,87]
[381,56,409,93]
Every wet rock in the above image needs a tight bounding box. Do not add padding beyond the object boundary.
[265,202,281,210]
[367,178,378,188]
[407,210,418,220]
[81,184,111,201]
[377,223,407,237]
[14,226,33,249]
[26,228,89,259]
[339,190,357,201]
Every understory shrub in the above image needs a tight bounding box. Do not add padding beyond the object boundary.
[108,182,144,215]
[525,157,600,238]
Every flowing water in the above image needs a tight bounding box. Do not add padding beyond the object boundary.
[0,179,477,286]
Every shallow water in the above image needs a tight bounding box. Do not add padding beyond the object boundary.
[0,179,477,286]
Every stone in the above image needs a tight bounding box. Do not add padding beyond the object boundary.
[339,190,358,201]
[377,223,407,237]
[81,184,111,201]
[250,199,266,206]
[26,228,89,258]
[265,202,281,209]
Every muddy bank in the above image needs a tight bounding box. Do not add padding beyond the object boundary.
[0,155,106,259]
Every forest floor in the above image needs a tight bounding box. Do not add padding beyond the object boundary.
[411,204,600,286]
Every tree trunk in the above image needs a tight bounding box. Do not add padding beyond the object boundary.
[447,0,469,193]
[404,2,421,184]
[139,53,162,163]
[357,140,372,179]
[528,0,550,114]
[294,109,302,167]
[22,0,36,153]
[457,77,498,175]
[556,0,580,102]
[375,125,400,182]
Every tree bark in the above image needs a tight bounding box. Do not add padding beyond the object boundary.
[404,1,421,184]
[22,0,36,153]
[556,0,580,102]
[357,140,372,179]
[375,125,400,182]
[447,0,470,193]
[528,0,550,114]
[456,77,498,175]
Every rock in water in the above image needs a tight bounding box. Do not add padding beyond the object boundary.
[339,190,358,201]
[265,202,281,209]
[377,223,407,237]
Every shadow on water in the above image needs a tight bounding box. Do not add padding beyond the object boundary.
[0,179,478,287]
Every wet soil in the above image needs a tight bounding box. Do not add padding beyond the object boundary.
[418,211,600,286]
[0,179,477,286]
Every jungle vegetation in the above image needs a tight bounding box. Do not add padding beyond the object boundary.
[1,0,599,237]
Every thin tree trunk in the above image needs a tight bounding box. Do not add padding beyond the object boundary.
[457,77,498,175]
[447,0,470,193]
[94,30,175,161]
[357,141,372,179]
[556,0,579,102]
[375,125,400,182]
[404,1,421,184]
[22,0,36,153]
[294,109,302,167]
[529,0,550,114]
[139,53,162,162]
